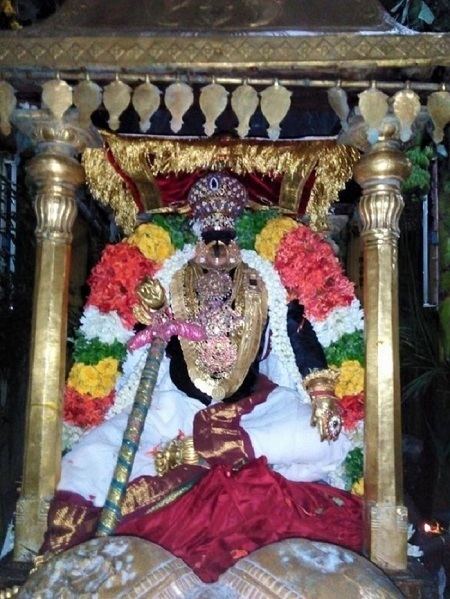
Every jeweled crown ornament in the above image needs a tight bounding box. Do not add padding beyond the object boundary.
[188,173,248,233]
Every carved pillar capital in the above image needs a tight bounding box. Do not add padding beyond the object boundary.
[354,131,411,243]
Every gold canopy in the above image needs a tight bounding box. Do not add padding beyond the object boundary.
[82,133,359,234]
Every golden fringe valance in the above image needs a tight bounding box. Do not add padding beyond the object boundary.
[82,131,359,235]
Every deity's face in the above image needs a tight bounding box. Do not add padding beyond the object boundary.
[195,230,241,271]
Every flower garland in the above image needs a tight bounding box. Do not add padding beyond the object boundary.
[275,225,355,321]
[254,216,298,262]
[127,223,175,263]
[241,250,308,400]
[87,242,157,328]
[235,209,278,250]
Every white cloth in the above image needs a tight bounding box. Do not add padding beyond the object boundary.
[59,365,350,507]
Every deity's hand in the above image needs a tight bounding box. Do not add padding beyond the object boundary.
[303,369,342,442]
[133,277,167,325]
[310,394,342,442]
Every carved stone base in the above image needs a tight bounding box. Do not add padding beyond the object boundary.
[369,503,408,571]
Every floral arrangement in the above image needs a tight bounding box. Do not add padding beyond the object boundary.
[62,208,365,492]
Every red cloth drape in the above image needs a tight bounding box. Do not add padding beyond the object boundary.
[117,457,362,582]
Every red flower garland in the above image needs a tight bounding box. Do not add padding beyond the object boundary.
[64,387,115,428]
[274,226,355,321]
[86,242,157,328]
[339,393,364,431]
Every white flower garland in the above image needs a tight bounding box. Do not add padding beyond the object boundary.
[240,250,306,398]
[310,299,364,349]
[62,421,84,452]
[79,306,134,345]
[107,345,148,419]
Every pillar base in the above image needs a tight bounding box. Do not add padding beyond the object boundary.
[13,496,51,561]
[369,503,408,572]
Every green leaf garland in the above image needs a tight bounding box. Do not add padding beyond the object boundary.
[344,447,364,488]
[150,214,196,249]
[73,334,127,365]
[324,330,364,367]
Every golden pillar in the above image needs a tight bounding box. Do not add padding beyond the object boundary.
[12,110,94,560]
[354,119,411,571]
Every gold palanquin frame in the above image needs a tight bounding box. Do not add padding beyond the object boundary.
[5,0,443,578]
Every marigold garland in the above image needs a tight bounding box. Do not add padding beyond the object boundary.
[275,225,355,321]
[324,331,364,367]
[335,360,365,398]
[67,357,120,398]
[64,387,115,428]
[87,242,157,328]
[127,223,175,263]
[72,334,127,365]
[254,216,298,262]
[235,209,278,250]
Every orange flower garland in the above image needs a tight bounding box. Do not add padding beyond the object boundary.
[86,242,157,328]
[274,225,355,321]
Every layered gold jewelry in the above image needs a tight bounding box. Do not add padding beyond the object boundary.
[171,260,268,401]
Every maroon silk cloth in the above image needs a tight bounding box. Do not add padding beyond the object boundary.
[116,457,362,582]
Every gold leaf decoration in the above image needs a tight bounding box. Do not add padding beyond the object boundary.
[393,87,421,143]
[231,83,259,139]
[164,82,194,134]
[358,86,389,144]
[199,83,228,137]
[427,89,450,144]
[260,82,291,141]
[73,78,102,129]
[83,133,359,235]
[327,85,350,131]
[42,78,73,121]
[0,80,16,136]
[103,79,132,131]
[132,81,161,133]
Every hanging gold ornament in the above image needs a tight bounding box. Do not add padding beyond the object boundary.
[42,77,73,121]
[358,84,389,145]
[73,77,102,129]
[260,81,291,141]
[103,77,132,131]
[427,88,450,144]
[392,86,421,143]
[164,82,194,134]
[199,82,228,137]
[132,80,161,133]
[0,80,16,136]
[327,84,350,131]
[231,83,259,139]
